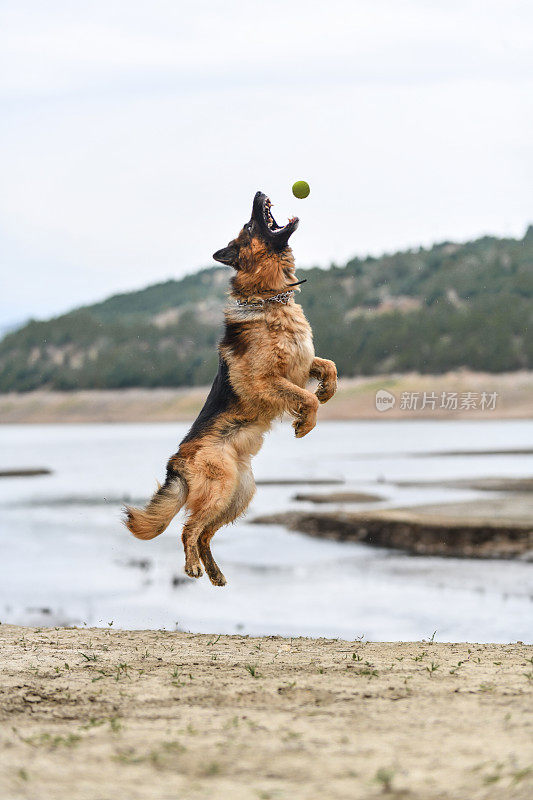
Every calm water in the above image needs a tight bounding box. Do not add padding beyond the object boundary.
[0,420,531,642]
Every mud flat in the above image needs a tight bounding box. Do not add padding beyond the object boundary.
[0,468,51,478]
[253,497,533,559]
[293,490,383,503]
[395,477,533,492]
[256,478,345,486]
[0,625,532,800]
[1,370,531,423]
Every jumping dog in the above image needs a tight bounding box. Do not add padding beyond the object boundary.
[124,191,337,585]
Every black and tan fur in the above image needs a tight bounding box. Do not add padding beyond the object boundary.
[124,191,337,585]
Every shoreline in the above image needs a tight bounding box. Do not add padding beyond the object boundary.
[253,501,533,560]
[1,625,532,799]
[1,370,532,423]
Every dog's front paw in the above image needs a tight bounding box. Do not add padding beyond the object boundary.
[293,415,316,438]
[316,379,337,404]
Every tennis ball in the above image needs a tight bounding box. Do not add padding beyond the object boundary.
[292,180,310,199]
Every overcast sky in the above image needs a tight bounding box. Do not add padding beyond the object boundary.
[1,0,532,326]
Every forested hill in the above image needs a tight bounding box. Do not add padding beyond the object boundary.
[1,228,532,392]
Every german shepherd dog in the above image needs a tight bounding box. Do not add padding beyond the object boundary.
[124,192,337,585]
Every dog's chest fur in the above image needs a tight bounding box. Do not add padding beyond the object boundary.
[266,303,314,387]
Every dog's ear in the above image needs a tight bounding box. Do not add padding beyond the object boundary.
[213,242,239,267]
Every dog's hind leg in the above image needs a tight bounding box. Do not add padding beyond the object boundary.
[181,452,239,579]
[181,519,205,579]
[197,525,226,585]
[198,463,256,586]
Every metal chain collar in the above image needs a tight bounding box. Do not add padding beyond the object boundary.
[236,290,294,308]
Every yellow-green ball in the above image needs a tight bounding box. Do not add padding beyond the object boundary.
[292,180,310,199]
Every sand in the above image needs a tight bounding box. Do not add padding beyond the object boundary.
[1,370,531,423]
[0,625,532,800]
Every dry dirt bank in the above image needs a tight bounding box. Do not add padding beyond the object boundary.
[1,370,531,423]
[254,497,533,560]
[0,625,532,800]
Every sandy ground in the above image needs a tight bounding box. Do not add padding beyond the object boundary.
[0,626,532,800]
[1,370,531,423]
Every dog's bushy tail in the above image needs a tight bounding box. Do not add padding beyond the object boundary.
[124,472,188,541]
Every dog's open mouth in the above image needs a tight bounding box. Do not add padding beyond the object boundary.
[263,197,297,231]
[252,191,299,248]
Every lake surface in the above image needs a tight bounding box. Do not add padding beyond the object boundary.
[0,420,531,642]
